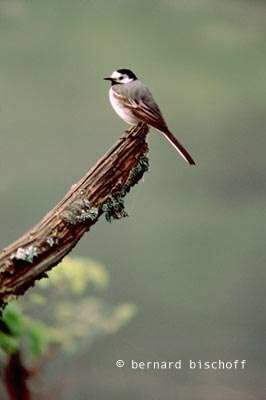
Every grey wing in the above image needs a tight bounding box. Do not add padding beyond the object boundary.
[113,82,196,164]
[114,81,168,131]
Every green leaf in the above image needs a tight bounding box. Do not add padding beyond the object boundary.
[2,304,24,337]
[26,323,48,358]
[0,331,19,354]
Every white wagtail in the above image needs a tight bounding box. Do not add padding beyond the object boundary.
[104,68,195,165]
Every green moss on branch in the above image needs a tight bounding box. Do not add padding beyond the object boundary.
[101,154,149,222]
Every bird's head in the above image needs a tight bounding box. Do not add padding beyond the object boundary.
[104,69,137,85]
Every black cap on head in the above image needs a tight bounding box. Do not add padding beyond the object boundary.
[117,69,137,80]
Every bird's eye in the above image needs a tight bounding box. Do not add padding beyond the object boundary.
[118,76,123,80]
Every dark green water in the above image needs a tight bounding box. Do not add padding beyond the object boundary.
[1,1,266,398]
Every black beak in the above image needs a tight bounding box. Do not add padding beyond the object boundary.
[104,77,112,81]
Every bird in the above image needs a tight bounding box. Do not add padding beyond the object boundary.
[104,68,195,165]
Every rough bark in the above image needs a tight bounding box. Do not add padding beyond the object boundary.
[0,123,149,308]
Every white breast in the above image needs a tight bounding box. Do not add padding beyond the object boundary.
[109,88,139,125]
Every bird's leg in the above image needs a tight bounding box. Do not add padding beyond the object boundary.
[125,125,135,134]
[126,122,147,135]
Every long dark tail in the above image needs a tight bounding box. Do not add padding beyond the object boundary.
[161,130,196,165]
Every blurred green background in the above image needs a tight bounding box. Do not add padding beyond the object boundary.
[1,0,266,398]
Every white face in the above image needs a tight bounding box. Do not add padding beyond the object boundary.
[110,70,134,84]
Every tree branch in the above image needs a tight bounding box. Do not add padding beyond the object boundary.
[0,123,149,308]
